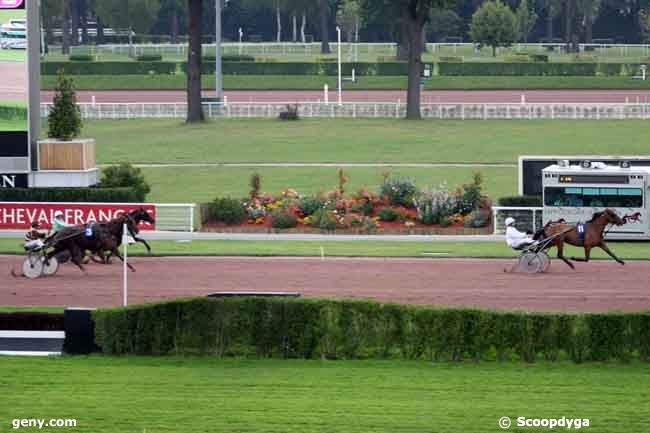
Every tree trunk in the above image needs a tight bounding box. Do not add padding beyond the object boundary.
[301,13,307,43]
[319,0,331,54]
[396,20,408,60]
[71,0,79,46]
[421,27,427,53]
[62,0,71,54]
[565,0,576,52]
[171,9,179,44]
[276,6,282,43]
[44,19,51,54]
[585,9,593,44]
[492,45,497,56]
[96,16,104,45]
[546,10,553,41]
[186,0,204,123]
[80,0,89,44]
[293,14,297,42]
[406,18,423,120]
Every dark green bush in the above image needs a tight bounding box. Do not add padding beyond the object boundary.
[136,54,163,62]
[298,196,324,216]
[529,54,549,62]
[207,198,246,224]
[498,195,543,206]
[310,208,338,231]
[100,163,150,202]
[42,61,178,75]
[270,209,298,229]
[69,54,94,62]
[0,187,140,202]
[377,207,398,222]
[93,297,650,363]
[47,70,81,141]
[203,54,256,62]
[380,177,418,207]
[437,62,639,76]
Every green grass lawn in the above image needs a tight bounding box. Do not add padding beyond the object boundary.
[0,49,26,62]
[0,356,648,433]
[140,165,516,203]
[2,238,648,260]
[86,119,650,165]
[40,74,650,90]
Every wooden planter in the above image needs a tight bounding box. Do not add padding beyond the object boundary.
[38,138,96,171]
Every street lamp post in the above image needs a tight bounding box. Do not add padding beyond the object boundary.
[215,0,222,101]
[336,26,342,105]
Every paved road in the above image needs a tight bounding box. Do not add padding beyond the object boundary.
[39,89,650,104]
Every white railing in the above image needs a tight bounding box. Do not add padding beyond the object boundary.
[154,203,196,232]
[70,42,650,59]
[41,102,650,120]
[492,207,544,234]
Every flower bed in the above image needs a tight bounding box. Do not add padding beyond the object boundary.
[199,171,493,235]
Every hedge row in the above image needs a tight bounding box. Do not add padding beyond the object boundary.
[0,187,140,202]
[498,196,543,207]
[42,61,643,77]
[0,105,27,120]
[93,297,650,362]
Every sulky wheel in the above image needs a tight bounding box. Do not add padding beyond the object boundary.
[539,251,551,273]
[42,256,59,276]
[518,252,544,273]
[22,255,44,279]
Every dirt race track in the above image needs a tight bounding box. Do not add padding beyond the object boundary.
[1,256,649,312]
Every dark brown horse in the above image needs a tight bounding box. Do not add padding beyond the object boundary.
[47,214,140,273]
[92,208,155,264]
[535,208,631,269]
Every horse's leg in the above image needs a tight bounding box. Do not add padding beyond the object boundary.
[571,245,592,262]
[69,245,86,273]
[111,248,136,272]
[556,242,575,269]
[136,237,152,254]
[599,242,625,265]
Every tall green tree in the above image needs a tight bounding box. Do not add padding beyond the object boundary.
[186,0,204,123]
[516,0,538,42]
[361,0,456,120]
[336,0,363,42]
[577,0,601,43]
[469,0,518,56]
[93,0,161,54]
[41,0,63,54]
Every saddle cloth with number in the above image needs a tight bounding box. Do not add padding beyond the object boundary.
[576,223,585,241]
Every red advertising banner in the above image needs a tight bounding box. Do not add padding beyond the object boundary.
[0,202,156,230]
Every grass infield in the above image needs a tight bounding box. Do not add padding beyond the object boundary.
[1,239,648,260]
[40,74,650,90]
[0,356,648,433]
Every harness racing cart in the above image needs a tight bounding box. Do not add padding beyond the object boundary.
[21,230,80,279]
[511,227,574,273]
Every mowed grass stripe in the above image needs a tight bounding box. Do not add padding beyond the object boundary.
[84,119,650,165]
[0,357,648,433]
[139,165,517,203]
[1,239,648,260]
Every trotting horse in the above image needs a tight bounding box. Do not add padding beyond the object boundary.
[91,208,155,264]
[534,208,638,269]
[46,213,141,273]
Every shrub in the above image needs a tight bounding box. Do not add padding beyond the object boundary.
[311,208,338,231]
[463,208,490,228]
[47,70,82,141]
[380,177,418,207]
[456,172,486,215]
[299,196,324,216]
[203,54,255,62]
[69,54,94,62]
[377,207,398,222]
[136,54,163,61]
[529,54,548,62]
[42,61,178,75]
[271,209,298,229]
[0,187,140,203]
[208,198,246,224]
[249,173,261,200]
[100,163,151,202]
[498,195,542,206]
[438,56,463,62]
[93,297,650,363]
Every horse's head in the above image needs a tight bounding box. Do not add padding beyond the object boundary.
[594,209,624,226]
[129,208,155,225]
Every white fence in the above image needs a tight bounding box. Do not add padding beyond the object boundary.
[70,42,650,59]
[41,102,650,120]
[154,203,196,232]
[492,207,544,234]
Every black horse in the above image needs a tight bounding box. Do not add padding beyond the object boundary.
[47,213,141,273]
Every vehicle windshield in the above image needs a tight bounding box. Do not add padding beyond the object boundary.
[544,187,643,208]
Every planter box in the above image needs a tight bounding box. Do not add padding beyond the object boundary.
[38,138,96,171]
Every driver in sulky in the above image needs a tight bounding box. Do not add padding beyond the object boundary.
[505,217,536,249]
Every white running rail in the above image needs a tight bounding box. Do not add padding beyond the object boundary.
[492,206,544,234]
[155,203,196,232]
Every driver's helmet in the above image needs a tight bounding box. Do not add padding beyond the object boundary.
[505,217,515,227]
[53,210,63,219]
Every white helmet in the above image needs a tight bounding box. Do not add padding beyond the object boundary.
[53,210,64,218]
[505,217,515,226]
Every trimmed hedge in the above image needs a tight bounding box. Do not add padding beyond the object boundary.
[42,61,643,77]
[0,187,140,202]
[68,54,95,62]
[498,195,543,207]
[136,54,163,62]
[93,297,650,362]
